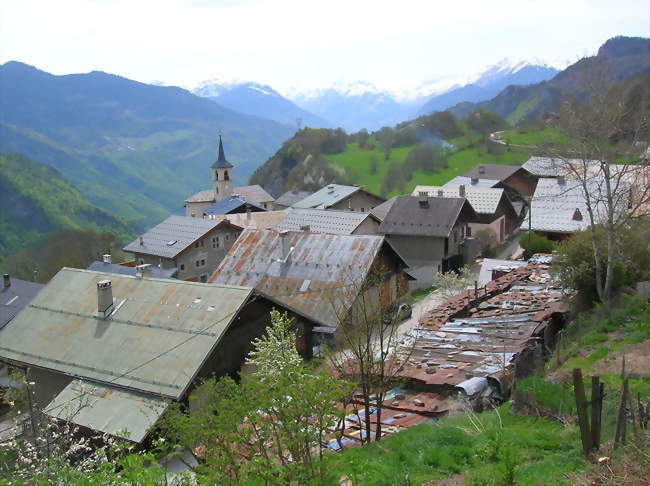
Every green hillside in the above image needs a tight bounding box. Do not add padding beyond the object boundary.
[0,153,134,262]
[0,62,294,229]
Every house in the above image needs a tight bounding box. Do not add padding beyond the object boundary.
[123,215,242,282]
[184,136,275,217]
[0,268,317,443]
[412,184,520,244]
[291,184,385,212]
[0,274,43,330]
[525,176,630,240]
[379,196,478,289]
[87,255,177,279]
[209,229,411,336]
[202,195,267,217]
[274,208,380,235]
[461,164,537,200]
[273,190,312,210]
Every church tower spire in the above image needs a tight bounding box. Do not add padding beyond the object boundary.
[211,134,234,202]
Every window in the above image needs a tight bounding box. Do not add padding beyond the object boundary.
[195,242,199,248]
[200,274,208,283]
[466,225,472,237]
[214,171,219,181]
[180,264,185,271]
[212,236,220,248]
[201,259,206,266]
[139,258,144,265]
[195,260,200,267]
[224,170,230,181]
[361,207,365,212]
[225,233,230,241]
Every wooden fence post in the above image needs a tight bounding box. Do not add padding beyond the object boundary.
[573,368,593,455]
[614,378,629,448]
[590,376,602,451]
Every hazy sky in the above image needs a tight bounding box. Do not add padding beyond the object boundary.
[1,0,649,95]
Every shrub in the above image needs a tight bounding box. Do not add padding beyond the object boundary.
[520,233,554,257]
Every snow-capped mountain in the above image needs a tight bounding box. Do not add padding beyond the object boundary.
[418,58,559,115]
[193,80,331,128]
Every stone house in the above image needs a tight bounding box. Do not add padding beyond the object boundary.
[123,215,242,282]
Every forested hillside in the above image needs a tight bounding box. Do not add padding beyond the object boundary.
[0,153,133,262]
[0,62,294,228]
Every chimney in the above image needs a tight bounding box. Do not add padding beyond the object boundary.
[97,280,114,318]
[278,230,294,263]
[558,175,566,185]
[3,274,10,288]
[246,205,251,221]
[102,254,112,264]
[471,177,479,185]
[299,224,311,232]
[478,165,485,175]
[459,184,466,197]
[135,264,152,278]
[139,236,144,246]
[437,190,444,197]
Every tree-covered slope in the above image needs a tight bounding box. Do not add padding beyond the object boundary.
[0,62,294,228]
[0,153,134,261]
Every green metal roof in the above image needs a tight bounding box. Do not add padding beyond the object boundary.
[44,379,168,443]
[0,268,252,399]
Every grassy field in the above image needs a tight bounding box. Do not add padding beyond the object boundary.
[323,137,531,197]
[499,126,570,147]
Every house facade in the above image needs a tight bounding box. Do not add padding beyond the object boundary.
[123,215,242,282]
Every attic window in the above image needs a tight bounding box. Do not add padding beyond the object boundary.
[167,240,177,246]
[572,208,583,221]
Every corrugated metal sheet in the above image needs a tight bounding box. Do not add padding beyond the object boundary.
[209,229,386,327]
[412,185,505,214]
[292,184,360,209]
[0,268,252,398]
[44,379,168,443]
[123,215,230,259]
[275,208,371,234]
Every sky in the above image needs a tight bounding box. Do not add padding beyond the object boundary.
[1,0,649,96]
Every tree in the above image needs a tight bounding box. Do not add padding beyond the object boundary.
[369,154,378,175]
[435,265,474,300]
[325,269,416,445]
[540,69,650,304]
[163,310,350,484]
[520,233,555,258]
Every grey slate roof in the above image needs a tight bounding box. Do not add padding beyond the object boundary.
[275,208,374,234]
[370,196,398,222]
[185,189,215,203]
[443,176,501,189]
[412,185,505,214]
[274,190,312,208]
[0,268,253,399]
[233,185,275,205]
[379,196,475,237]
[0,277,43,330]
[463,164,526,181]
[209,230,399,328]
[211,135,234,169]
[203,196,266,216]
[292,184,361,209]
[123,215,236,259]
[87,261,177,279]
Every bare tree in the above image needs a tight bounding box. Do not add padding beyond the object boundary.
[539,66,650,303]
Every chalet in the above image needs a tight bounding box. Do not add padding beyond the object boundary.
[0,268,317,443]
[379,196,478,289]
[412,184,520,243]
[184,136,275,217]
[123,215,242,282]
[273,190,312,210]
[291,184,385,212]
[275,208,380,235]
[209,229,411,336]
[461,164,537,200]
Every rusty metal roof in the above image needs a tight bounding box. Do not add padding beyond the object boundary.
[0,268,253,398]
[209,229,389,327]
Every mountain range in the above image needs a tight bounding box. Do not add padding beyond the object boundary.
[0,61,294,229]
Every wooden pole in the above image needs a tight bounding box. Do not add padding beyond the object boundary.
[627,389,640,442]
[614,378,629,447]
[573,368,593,455]
[590,376,602,450]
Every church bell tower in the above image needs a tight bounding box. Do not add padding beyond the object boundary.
[212,134,234,202]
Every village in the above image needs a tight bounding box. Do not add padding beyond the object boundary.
[0,132,649,482]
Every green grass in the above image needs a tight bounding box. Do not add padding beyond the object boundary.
[499,126,570,147]
[325,403,584,486]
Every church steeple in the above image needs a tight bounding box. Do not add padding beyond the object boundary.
[212,134,234,202]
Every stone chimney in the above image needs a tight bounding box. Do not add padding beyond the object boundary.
[102,254,112,264]
[471,177,479,185]
[3,274,10,288]
[97,280,114,318]
[278,231,293,263]
[459,185,466,197]
[139,236,144,246]
[478,165,485,175]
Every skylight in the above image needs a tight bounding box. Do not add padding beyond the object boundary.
[166,240,177,246]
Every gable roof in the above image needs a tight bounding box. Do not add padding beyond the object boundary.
[87,261,177,279]
[233,185,275,205]
[0,268,253,399]
[0,277,43,330]
[412,185,506,214]
[203,196,267,216]
[370,196,398,222]
[184,189,215,204]
[443,176,501,189]
[292,184,362,209]
[123,215,238,259]
[274,190,313,208]
[211,135,234,169]
[275,208,377,234]
[379,196,475,237]
[463,164,527,181]
[209,230,398,328]
[211,210,289,230]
